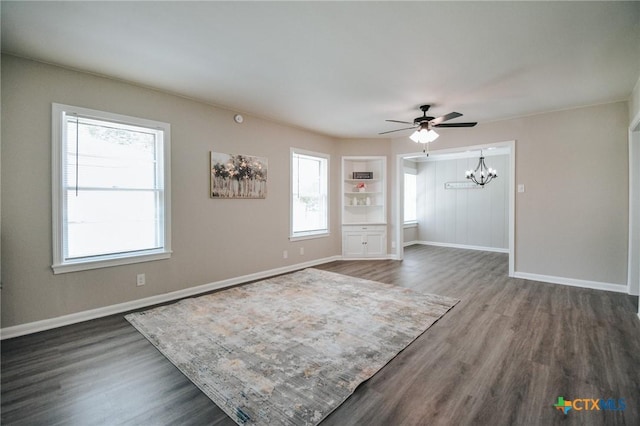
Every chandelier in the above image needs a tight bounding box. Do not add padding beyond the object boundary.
[465,150,497,186]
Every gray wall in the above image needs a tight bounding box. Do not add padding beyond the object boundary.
[391,101,629,286]
[1,54,635,330]
[1,55,342,327]
[417,154,509,250]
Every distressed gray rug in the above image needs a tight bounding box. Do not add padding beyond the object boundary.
[125,268,458,425]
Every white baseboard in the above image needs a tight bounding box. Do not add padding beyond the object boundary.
[512,271,628,294]
[415,242,628,294]
[0,255,342,340]
[417,241,509,254]
[4,254,631,339]
[403,240,419,247]
[338,255,397,261]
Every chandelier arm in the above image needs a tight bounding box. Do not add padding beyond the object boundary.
[479,157,488,173]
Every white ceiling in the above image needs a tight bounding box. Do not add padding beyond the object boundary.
[2,1,639,139]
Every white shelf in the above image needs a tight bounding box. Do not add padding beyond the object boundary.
[341,156,386,226]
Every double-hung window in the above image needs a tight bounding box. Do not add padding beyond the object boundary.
[290,148,329,240]
[52,104,171,273]
[404,169,417,224]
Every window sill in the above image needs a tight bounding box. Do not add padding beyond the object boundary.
[403,222,418,229]
[289,231,330,242]
[52,250,172,274]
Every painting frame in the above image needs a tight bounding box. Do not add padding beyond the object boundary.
[210,151,268,199]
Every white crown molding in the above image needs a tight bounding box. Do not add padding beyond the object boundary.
[1,255,342,340]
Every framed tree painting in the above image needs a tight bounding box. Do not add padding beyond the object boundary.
[210,152,268,199]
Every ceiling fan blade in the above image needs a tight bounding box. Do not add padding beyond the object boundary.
[434,122,477,128]
[430,112,463,126]
[378,126,417,135]
[385,119,415,125]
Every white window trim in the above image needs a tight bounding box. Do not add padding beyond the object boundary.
[289,232,331,242]
[51,103,172,274]
[289,147,330,241]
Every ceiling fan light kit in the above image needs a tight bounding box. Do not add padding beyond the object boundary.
[409,128,439,143]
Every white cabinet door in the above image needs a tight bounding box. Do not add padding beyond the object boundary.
[343,232,365,256]
[342,225,387,258]
[363,231,385,257]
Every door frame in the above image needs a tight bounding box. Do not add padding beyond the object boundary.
[394,140,516,277]
[627,110,640,298]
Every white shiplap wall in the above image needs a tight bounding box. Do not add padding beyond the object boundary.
[417,154,509,250]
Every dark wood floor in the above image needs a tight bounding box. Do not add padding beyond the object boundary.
[2,245,639,425]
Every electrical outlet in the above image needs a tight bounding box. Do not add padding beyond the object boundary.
[299,247,304,256]
[137,273,146,286]
[283,250,288,259]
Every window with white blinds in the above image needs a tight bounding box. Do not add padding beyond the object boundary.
[52,104,171,273]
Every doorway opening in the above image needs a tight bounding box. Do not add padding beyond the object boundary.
[394,140,515,277]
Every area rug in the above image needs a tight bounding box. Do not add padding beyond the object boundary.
[125,268,458,425]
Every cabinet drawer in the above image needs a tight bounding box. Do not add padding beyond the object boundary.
[342,225,386,232]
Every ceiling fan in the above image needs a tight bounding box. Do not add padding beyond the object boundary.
[379,104,477,137]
